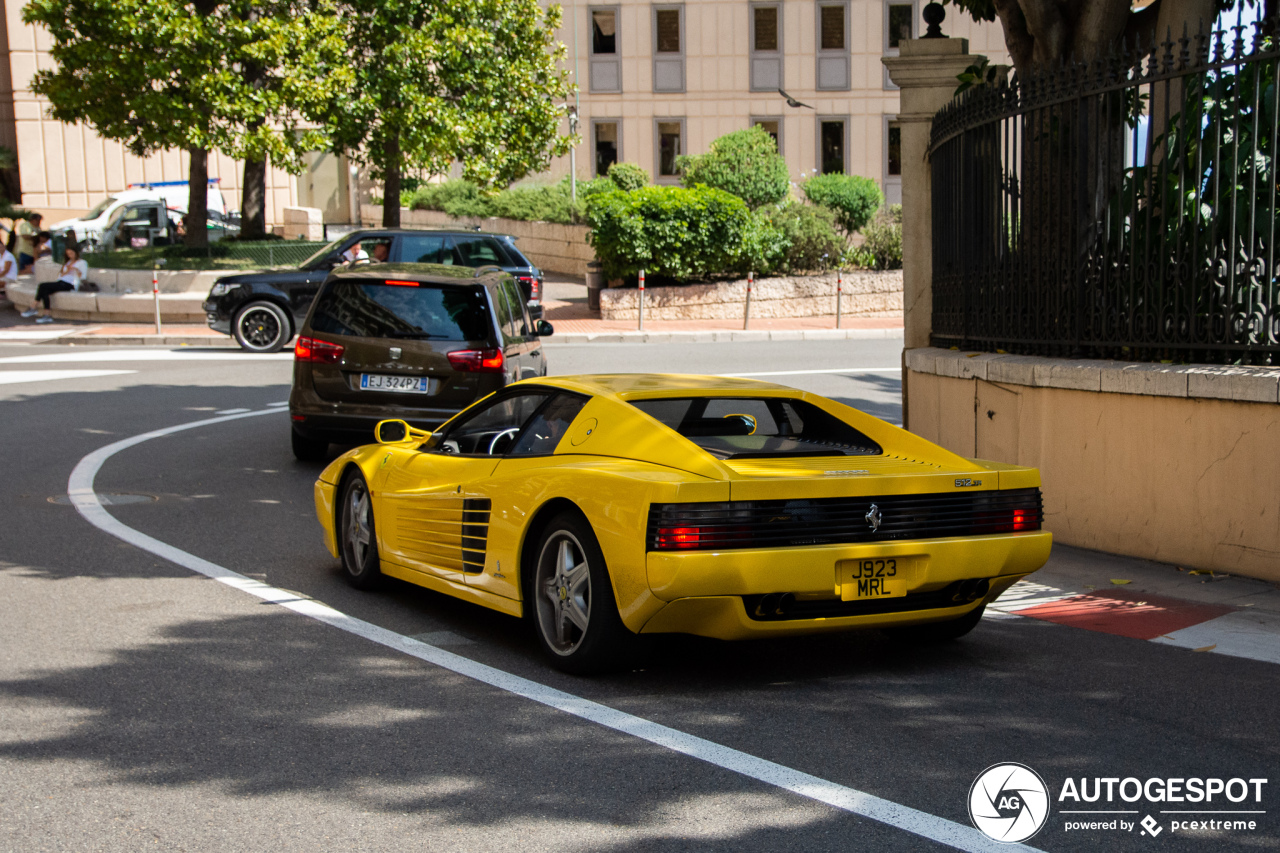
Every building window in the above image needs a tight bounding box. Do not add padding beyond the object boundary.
[655,119,684,180]
[652,5,685,92]
[594,121,620,177]
[887,3,913,49]
[750,4,783,91]
[589,6,622,92]
[884,118,902,205]
[816,2,850,91]
[752,117,783,155]
[883,2,915,89]
[819,118,846,174]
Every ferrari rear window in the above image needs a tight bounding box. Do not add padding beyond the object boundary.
[309,281,492,341]
[629,397,881,459]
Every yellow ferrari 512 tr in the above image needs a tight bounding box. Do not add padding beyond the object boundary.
[314,375,1051,673]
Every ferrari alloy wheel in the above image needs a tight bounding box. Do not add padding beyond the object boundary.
[339,472,381,590]
[233,301,291,353]
[530,511,637,674]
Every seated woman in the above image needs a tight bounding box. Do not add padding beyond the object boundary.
[21,244,89,323]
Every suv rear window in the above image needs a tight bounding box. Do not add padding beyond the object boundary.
[629,396,881,459]
[310,280,493,341]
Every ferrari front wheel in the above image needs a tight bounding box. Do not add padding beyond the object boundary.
[531,511,636,674]
[339,472,381,590]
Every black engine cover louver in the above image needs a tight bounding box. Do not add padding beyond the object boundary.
[461,498,491,573]
[647,488,1043,551]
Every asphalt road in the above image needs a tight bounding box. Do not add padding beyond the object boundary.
[1,339,1276,852]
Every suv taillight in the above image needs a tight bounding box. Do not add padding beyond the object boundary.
[295,336,344,364]
[516,275,541,303]
[447,348,504,372]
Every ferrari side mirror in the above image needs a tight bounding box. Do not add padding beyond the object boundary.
[375,419,410,444]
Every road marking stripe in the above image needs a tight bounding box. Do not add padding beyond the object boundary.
[66,407,1035,853]
[214,407,251,415]
[0,348,293,364]
[0,329,79,340]
[0,369,135,385]
[719,367,902,377]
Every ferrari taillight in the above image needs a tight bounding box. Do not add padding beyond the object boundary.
[447,347,505,372]
[1010,509,1038,532]
[656,526,702,550]
[295,336,344,364]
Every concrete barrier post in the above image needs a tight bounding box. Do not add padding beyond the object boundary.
[152,262,163,335]
[835,270,843,328]
[743,271,754,330]
[638,269,645,331]
[883,34,980,426]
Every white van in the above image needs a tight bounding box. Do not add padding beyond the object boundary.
[51,181,230,249]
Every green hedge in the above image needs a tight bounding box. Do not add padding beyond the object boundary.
[678,126,789,210]
[849,205,902,270]
[406,170,638,225]
[585,185,754,282]
[751,201,846,274]
[802,173,884,236]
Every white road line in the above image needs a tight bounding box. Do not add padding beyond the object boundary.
[0,348,293,364]
[66,408,1038,853]
[214,407,251,415]
[1152,611,1280,665]
[719,367,902,377]
[0,369,135,386]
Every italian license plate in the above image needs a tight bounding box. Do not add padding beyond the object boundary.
[359,374,436,394]
[837,558,912,601]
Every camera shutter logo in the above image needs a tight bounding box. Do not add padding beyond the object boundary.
[968,763,1050,843]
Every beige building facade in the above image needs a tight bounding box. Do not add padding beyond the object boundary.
[548,0,1008,201]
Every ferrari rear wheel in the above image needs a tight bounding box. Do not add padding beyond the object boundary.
[339,472,381,590]
[530,511,636,674]
[887,604,985,643]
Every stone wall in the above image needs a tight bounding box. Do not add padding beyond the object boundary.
[597,271,903,321]
[361,205,593,277]
[905,347,1280,581]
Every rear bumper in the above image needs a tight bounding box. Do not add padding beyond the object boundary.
[638,531,1051,639]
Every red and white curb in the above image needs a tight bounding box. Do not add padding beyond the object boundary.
[988,579,1280,665]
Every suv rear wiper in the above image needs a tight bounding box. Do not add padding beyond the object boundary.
[385,332,448,339]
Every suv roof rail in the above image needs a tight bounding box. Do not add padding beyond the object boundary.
[473,265,504,278]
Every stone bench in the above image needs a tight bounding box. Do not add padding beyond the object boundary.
[7,280,209,322]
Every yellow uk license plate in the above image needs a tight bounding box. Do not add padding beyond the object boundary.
[837,557,913,601]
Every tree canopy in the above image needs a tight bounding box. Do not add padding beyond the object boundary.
[326,0,575,227]
[23,0,346,245]
[942,0,1256,74]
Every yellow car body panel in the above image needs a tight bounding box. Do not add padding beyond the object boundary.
[314,374,1053,640]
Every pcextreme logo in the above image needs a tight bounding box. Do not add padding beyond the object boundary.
[969,763,1051,843]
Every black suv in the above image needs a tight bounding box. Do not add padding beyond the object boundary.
[289,264,553,461]
[204,228,545,352]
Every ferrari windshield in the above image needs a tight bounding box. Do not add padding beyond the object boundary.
[309,281,492,340]
[629,396,881,459]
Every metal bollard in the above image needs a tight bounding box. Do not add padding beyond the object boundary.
[743,271,753,330]
[836,270,843,329]
[638,268,645,331]
[152,261,163,336]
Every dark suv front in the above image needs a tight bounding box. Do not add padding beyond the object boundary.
[289,264,539,458]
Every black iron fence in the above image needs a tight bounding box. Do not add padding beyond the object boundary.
[930,17,1280,365]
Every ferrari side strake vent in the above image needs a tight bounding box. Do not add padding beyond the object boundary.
[647,488,1043,551]
[461,498,491,573]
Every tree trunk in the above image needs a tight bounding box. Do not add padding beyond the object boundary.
[186,148,209,249]
[241,154,267,240]
[381,133,401,229]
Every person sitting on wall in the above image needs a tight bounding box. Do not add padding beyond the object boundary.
[21,243,88,324]
[33,231,52,264]
[16,213,42,274]
[0,232,18,299]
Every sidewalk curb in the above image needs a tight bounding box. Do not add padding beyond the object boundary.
[545,328,904,344]
[53,334,238,348]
